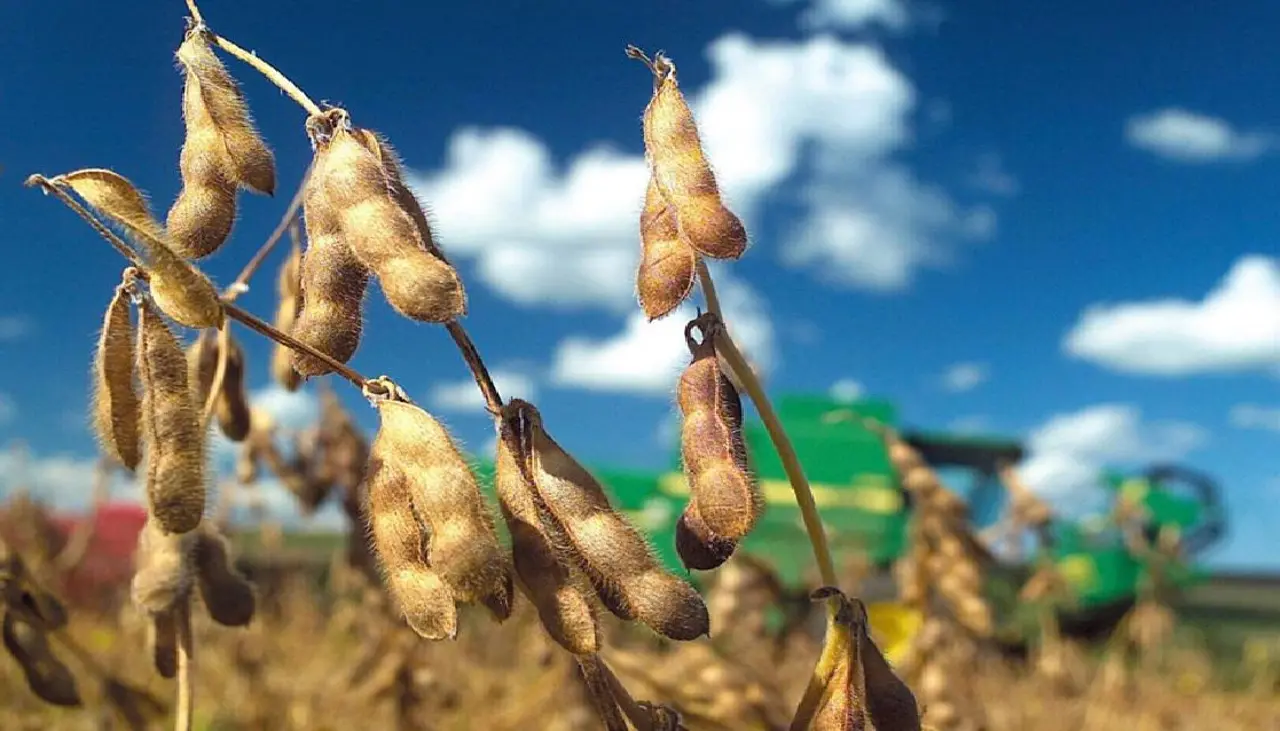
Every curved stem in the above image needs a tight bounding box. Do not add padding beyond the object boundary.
[445,321,503,415]
[183,0,203,26]
[224,164,311,302]
[695,260,837,587]
[221,302,369,390]
[598,658,652,731]
[206,32,322,116]
[200,318,231,429]
[25,175,147,270]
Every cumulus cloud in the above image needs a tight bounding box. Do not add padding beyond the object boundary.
[967,153,1019,197]
[0,444,141,512]
[1064,256,1280,376]
[767,0,911,30]
[409,32,993,310]
[829,378,865,402]
[941,361,988,392]
[1229,403,1280,433]
[1125,108,1273,163]
[0,393,15,426]
[1014,404,1206,514]
[551,270,773,395]
[431,367,538,413]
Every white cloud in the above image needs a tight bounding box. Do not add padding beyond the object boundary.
[767,0,911,30]
[0,443,142,512]
[941,361,988,392]
[967,153,1019,196]
[0,315,33,341]
[1229,403,1280,433]
[829,378,864,402]
[551,269,773,395]
[1125,108,1273,163]
[409,32,992,310]
[1014,404,1206,514]
[1064,256,1280,376]
[431,367,538,413]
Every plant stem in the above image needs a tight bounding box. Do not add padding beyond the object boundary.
[183,0,203,26]
[200,318,231,429]
[202,27,322,116]
[25,175,147,271]
[695,259,837,587]
[174,603,195,731]
[221,302,370,390]
[598,658,653,731]
[445,321,503,415]
[224,164,311,303]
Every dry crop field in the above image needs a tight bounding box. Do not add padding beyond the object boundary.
[3,1,1279,729]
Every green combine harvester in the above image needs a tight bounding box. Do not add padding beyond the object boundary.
[472,393,1228,646]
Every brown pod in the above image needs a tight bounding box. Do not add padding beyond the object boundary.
[630,48,747,260]
[677,315,760,541]
[494,406,600,655]
[148,610,179,679]
[368,130,453,264]
[130,518,196,615]
[517,400,709,641]
[806,587,921,731]
[636,175,697,321]
[193,523,256,627]
[674,502,737,571]
[292,115,370,376]
[2,611,81,707]
[271,232,304,391]
[174,32,276,195]
[315,121,466,323]
[92,282,141,471]
[368,397,512,621]
[213,333,252,442]
[136,299,207,534]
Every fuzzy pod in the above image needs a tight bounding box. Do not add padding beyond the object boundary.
[633,50,747,261]
[368,398,512,621]
[92,283,141,471]
[292,117,370,376]
[806,587,921,731]
[130,518,197,615]
[494,407,600,655]
[362,417,458,640]
[174,32,276,195]
[193,523,256,627]
[2,611,81,707]
[148,610,179,679]
[516,399,709,641]
[674,501,737,572]
[213,333,252,442]
[636,175,697,321]
[51,168,223,328]
[317,125,466,323]
[271,234,304,391]
[677,317,760,541]
[136,300,207,534]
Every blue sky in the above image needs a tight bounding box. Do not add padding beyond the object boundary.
[1,0,1278,570]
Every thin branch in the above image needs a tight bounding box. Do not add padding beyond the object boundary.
[183,0,203,26]
[598,658,653,731]
[224,163,311,302]
[200,318,231,430]
[445,321,503,415]
[25,175,147,271]
[195,19,322,116]
[695,259,837,587]
[221,302,369,390]
[174,603,194,731]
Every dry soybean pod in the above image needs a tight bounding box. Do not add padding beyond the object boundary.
[175,29,275,195]
[92,274,142,471]
[212,331,252,443]
[628,46,747,261]
[291,111,370,376]
[2,611,81,707]
[318,121,465,323]
[519,400,709,641]
[636,175,697,321]
[494,404,600,655]
[674,501,737,572]
[677,313,760,541]
[192,522,256,627]
[130,518,197,616]
[50,169,222,328]
[361,384,457,639]
[271,227,304,391]
[367,390,512,620]
[136,297,207,534]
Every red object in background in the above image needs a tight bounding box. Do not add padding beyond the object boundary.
[47,501,149,607]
